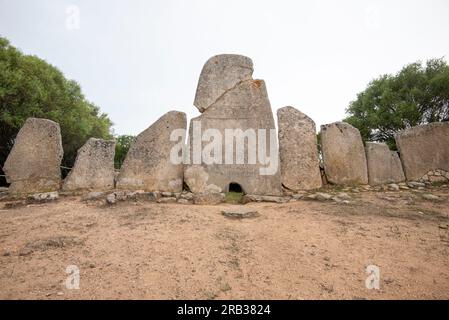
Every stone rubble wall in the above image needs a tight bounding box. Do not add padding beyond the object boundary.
[277,106,322,191]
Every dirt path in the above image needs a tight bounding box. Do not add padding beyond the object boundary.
[0,189,448,300]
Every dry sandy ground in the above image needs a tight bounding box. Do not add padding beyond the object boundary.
[0,188,449,300]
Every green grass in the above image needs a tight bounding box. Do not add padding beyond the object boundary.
[225,191,244,204]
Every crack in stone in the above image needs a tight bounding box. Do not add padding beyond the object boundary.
[201,78,254,113]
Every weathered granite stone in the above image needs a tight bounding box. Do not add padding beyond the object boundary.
[365,142,405,185]
[157,197,178,204]
[277,106,322,191]
[194,54,254,113]
[320,122,368,185]
[242,194,287,203]
[63,138,116,191]
[221,208,260,219]
[395,122,449,181]
[422,193,444,202]
[3,118,63,194]
[177,198,191,205]
[116,111,186,192]
[185,55,282,196]
[193,192,225,205]
[27,191,59,203]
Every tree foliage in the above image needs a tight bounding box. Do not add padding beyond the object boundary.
[0,36,113,182]
[114,135,135,169]
[345,58,449,149]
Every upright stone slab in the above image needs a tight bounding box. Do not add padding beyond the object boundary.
[185,55,282,196]
[116,111,186,192]
[365,142,405,185]
[194,54,253,113]
[320,122,368,185]
[277,106,322,190]
[395,122,449,181]
[63,138,116,191]
[3,118,63,194]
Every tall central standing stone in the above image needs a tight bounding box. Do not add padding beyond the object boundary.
[184,54,282,196]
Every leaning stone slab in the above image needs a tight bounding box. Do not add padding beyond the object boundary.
[27,191,59,203]
[320,122,368,185]
[395,122,449,181]
[63,138,116,191]
[194,54,254,113]
[3,118,63,194]
[193,193,225,205]
[277,106,322,191]
[116,111,186,192]
[365,142,405,185]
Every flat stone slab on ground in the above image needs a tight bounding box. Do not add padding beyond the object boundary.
[3,118,63,194]
[320,122,368,185]
[242,195,287,203]
[395,122,449,181]
[221,208,260,219]
[185,54,282,196]
[27,192,59,203]
[193,193,225,205]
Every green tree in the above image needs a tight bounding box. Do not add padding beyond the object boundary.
[114,135,135,169]
[345,58,449,149]
[0,36,113,183]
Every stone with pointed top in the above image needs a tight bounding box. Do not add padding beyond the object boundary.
[194,54,254,113]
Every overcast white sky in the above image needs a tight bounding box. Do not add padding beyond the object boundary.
[1,0,448,135]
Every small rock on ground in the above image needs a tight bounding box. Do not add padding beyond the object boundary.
[221,208,260,219]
